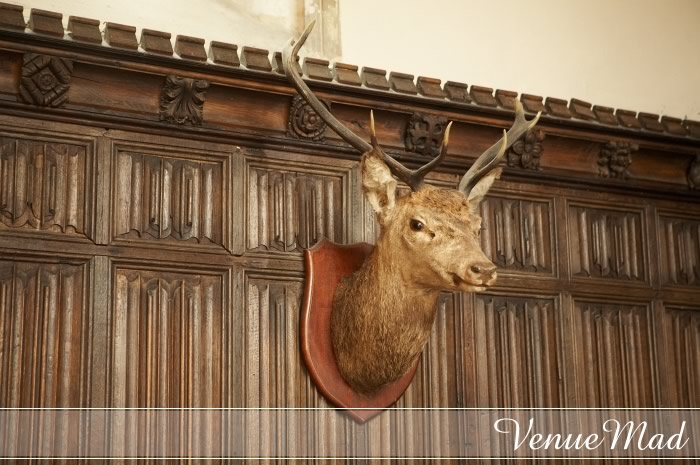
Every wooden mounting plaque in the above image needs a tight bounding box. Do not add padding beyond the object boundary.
[301,239,419,423]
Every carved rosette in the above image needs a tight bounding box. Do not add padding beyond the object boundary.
[598,141,637,179]
[18,54,73,107]
[159,75,209,125]
[404,113,448,157]
[687,155,700,190]
[506,129,545,170]
[287,95,329,141]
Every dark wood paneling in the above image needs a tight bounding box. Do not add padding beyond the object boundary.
[568,201,648,284]
[111,140,231,253]
[0,129,96,241]
[572,299,656,407]
[0,27,698,462]
[0,259,88,408]
[108,264,227,408]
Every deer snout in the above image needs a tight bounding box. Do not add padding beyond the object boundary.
[468,262,497,285]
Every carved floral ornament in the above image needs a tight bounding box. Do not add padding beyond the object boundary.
[284,21,541,422]
[287,94,330,141]
[159,75,209,125]
[507,129,545,170]
[18,53,73,107]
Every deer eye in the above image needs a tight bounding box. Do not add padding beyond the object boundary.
[409,219,424,231]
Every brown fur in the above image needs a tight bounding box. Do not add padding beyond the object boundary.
[330,150,500,394]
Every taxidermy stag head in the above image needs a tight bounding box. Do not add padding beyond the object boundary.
[284,23,540,395]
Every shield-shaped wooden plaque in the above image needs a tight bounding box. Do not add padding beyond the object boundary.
[301,239,419,423]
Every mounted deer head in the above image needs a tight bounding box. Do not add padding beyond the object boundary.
[285,22,540,394]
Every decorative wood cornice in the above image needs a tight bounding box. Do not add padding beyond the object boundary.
[0,2,697,202]
[0,2,697,142]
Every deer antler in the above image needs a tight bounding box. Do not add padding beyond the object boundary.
[458,100,541,195]
[283,21,450,191]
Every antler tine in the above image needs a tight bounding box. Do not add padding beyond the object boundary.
[458,99,541,194]
[370,112,452,191]
[282,21,371,153]
[412,121,452,182]
[284,22,452,191]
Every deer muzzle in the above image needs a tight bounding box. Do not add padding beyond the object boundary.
[467,262,497,286]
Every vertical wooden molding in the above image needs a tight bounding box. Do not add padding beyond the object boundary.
[95,136,111,245]
[89,255,111,407]
[230,148,246,255]
[348,163,364,244]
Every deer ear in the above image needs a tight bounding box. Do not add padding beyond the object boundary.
[361,149,398,218]
[466,167,501,211]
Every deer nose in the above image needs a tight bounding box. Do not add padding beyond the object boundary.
[469,263,497,283]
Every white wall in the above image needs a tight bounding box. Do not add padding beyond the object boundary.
[12,0,306,56]
[9,0,700,119]
[340,0,700,119]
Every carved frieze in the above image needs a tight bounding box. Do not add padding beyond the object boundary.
[18,53,73,107]
[688,155,700,190]
[506,129,545,170]
[569,204,646,282]
[404,113,448,157]
[0,136,89,236]
[159,75,209,125]
[286,95,329,141]
[598,141,637,179]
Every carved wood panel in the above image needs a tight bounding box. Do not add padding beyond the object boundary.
[0,133,93,239]
[479,194,555,275]
[109,264,227,408]
[112,142,230,252]
[0,259,87,407]
[658,213,700,287]
[659,304,700,407]
[0,61,697,460]
[471,293,565,407]
[568,202,647,283]
[572,299,656,407]
[244,153,355,253]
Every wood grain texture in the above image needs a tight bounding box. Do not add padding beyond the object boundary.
[658,212,700,287]
[572,300,656,407]
[112,140,231,253]
[109,265,226,408]
[568,202,647,283]
[0,132,93,239]
[244,151,355,254]
[479,194,555,275]
[659,304,700,407]
[0,259,88,408]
